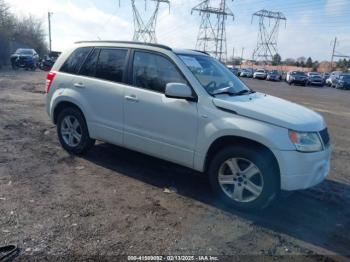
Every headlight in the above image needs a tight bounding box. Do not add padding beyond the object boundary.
[288,130,322,152]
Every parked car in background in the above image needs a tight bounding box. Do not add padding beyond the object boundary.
[229,67,239,76]
[322,72,330,81]
[10,48,39,70]
[335,74,350,90]
[39,55,56,71]
[39,51,61,71]
[253,69,267,80]
[326,71,343,87]
[46,41,331,210]
[307,72,324,87]
[239,68,253,77]
[286,71,308,86]
[266,70,282,81]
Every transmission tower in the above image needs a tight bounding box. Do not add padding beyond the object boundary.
[121,0,170,43]
[251,9,286,62]
[192,0,234,62]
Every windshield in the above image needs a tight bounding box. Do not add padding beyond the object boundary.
[178,54,250,95]
[294,71,306,76]
[340,75,350,81]
[15,49,33,55]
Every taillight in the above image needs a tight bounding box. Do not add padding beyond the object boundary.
[46,72,56,93]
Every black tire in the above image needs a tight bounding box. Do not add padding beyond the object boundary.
[57,107,95,154]
[208,146,279,210]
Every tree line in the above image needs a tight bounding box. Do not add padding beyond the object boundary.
[229,53,349,72]
[274,54,349,71]
[277,55,320,71]
[0,0,47,66]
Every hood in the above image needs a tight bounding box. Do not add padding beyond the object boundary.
[11,54,33,58]
[212,92,325,131]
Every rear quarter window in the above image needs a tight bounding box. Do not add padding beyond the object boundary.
[79,48,100,77]
[60,47,92,74]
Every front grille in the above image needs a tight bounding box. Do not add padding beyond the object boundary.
[319,128,330,147]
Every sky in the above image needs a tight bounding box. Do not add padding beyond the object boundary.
[7,0,350,61]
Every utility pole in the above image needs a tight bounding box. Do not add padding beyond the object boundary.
[331,37,337,70]
[120,0,170,43]
[251,9,286,63]
[232,47,234,64]
[240,47,244,68]
[192,0,234,62]
[48,12,53,53]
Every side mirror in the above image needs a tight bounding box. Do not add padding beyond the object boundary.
[165,83,196,101]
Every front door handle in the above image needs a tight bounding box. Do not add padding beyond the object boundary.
[74,82,85,88]
[125,95,138,102]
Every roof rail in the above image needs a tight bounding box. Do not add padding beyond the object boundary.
[190,49,210,55]
[74,40,172,51]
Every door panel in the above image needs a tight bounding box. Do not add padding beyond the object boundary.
[72,75,125,146]
[123,51,198,168]
[71,48,129,146]
[124,87,198,167]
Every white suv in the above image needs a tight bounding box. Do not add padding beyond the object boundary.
[46,41,331,210]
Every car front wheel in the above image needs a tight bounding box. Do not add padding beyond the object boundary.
[57,107,95,154]
[208,146,279,210]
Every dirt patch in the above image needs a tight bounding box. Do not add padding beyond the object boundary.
[0,71,349,260]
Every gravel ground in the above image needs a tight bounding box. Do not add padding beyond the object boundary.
[0,70,349,261]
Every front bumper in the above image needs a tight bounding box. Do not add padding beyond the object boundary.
[293,79,307,84]
[309,81,324,85]
[254,75,266,79]
[268,76,279,80]
[275,146,332,191]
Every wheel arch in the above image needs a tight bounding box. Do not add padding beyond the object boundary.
[204,136,280,182]
[53,101,86,125]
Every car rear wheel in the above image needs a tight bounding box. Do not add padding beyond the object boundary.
[57,107,95,154]
[208,146,279,210]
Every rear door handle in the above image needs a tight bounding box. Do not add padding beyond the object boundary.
[74,82,85,88]
[125,95,138,102]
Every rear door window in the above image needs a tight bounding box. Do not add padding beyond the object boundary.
[60,47,92,74]
[79,48,100,77]
[95,49,128,83]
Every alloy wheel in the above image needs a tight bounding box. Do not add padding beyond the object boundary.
[218,158,264,203]
[60,115,82,147]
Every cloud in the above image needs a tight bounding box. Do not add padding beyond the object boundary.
[6,0,349,61]
[325,0,349,15]
[8,0,132,51]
